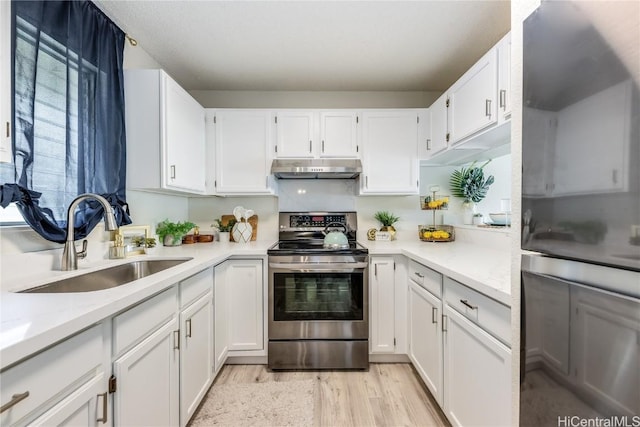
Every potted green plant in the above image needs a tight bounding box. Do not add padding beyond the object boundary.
[156,219,196,246]
[449,161,495,224]
[374,211,400,240]
[212,218,236,243]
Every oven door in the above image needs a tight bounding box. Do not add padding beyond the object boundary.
[268,259,369,340]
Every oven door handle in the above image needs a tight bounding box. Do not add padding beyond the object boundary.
[269,262,368,272]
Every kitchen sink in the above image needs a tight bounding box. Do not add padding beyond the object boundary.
[20,258,193,293]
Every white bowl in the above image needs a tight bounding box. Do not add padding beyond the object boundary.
[489,213,511,225]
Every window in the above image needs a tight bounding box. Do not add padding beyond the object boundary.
[0,1,129,240]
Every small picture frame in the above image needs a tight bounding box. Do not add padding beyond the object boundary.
[116,225,151,256]
[375,231,391,241]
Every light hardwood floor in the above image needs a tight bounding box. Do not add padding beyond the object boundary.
[199,363,450,427]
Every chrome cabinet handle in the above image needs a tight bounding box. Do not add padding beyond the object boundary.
[499,89,506,110]
[365,176,369,188]
[432,307,438,324]
[1,391,30,413]
[186,319,192,338]
[173,330,180,349]
[442,314,448,332]
[426,139,431,151]
[460,299,478,310]
[322,140,325,153]
[612,169,618,184]
[97,392,108,423]
[414,272,424,278]
[309,140,312,152]
[170,165,176,179]
[374,263,378,277]
[485,99,492,118]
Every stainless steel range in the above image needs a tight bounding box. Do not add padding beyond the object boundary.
[267,212,369,370]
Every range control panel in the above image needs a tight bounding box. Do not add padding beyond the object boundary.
[289,214,346,228]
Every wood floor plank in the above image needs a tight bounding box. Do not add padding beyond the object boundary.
[204,363,450,427]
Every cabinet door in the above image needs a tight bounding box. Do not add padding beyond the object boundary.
[425,94,449,158]
[319,111,359,158]
[163,74,206,193]
[29,375,106,427]
[408,281,443,405]
[552,80,631,195]
[214,110,273,194]
[113,318,179,427]
[227,259,264,351]
[180,293,213,427]
[443,306,511,427]
[449,48,498,144]
[370,257,396,353]
[571,287,640,416]
[214,262,229,373]
[497,32,511,122]
[360,111,419,194]
[275,111,315,158]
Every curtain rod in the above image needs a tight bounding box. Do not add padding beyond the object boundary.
[125,34,137,47]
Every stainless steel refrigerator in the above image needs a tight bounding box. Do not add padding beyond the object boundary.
[520,1,640,425]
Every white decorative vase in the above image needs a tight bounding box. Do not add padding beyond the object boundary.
[218,232,230,243]
[461,201,476,225]
[232,221,253,243]
[163,235,182,246]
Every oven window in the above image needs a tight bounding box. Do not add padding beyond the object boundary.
[273,272,363,321]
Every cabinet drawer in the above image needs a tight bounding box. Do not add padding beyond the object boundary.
[180,267,213,309]
[0,325,103,426]
[408,259,442,298]
[443,277,510,346]
[113,286,177,356]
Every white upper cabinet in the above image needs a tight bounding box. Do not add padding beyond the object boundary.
[273,110,359,158]
[274,111,315,158]
[319,111,359,158]
[448,48,498,144]
[423,93,449,159]
[497,32,512,122]
[211,109,275,194]
[360,110,420,195]
[125,69,206,194]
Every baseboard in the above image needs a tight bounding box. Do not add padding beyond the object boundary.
[226,355,268,365]
[369,353,410,363]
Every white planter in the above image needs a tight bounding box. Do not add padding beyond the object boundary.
[232,222,253,243]
[218,232,230,243]
[461,201,476,225]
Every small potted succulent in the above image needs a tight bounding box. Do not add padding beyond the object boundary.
[156,219,196,246]
[212,218,236,243]
[374,211,400,240]
[131,236,157,254]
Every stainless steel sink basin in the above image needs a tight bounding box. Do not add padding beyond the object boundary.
[21,258,192,293]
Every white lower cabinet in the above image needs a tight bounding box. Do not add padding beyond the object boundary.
[370,256,396,353]
[112,318,180,427]
[408,281,443,405]
[214,262,229,372]
[0,325,107,427]
[179,268,214,426]
[214,259,265,359]
[442,306,511,427]
[407,259,511,427]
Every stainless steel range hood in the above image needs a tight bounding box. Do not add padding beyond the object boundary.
[271,159,362,179]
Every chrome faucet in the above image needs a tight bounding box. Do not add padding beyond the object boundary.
[62,193,118,271]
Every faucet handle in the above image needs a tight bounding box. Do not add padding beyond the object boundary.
[77,239,88,259]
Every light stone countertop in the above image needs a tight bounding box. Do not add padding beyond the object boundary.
[0,241,274,370]
[1,238,511,370]
[360,240,511,306]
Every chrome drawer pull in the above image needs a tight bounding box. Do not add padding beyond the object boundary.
[414,272,424,278]
[97,392,108,423]
[186,318,192,338]
[1,391,30,413]
[432,307,438,324]
[460,299,478,310]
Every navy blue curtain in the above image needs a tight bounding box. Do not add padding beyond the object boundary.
[0,0,131,243]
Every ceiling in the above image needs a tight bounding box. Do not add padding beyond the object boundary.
[94,1,511,92]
